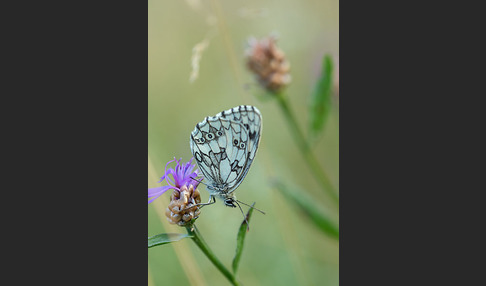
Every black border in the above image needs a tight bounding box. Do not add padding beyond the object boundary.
[339,1,479,284]
[8,1,148,283]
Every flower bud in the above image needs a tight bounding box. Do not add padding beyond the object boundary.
[165,185,202,226]
[245,35,291,93]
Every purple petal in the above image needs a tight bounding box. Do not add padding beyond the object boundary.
[164,158,176,175]
[159,158,176,185]
[183,161,196,178]
[147,186,173,204]
[149,158,201,202]
[160,169,175,185]
[175,159,185,186]
[148,186,168,196]
[183,159,194,174]
[188,172,200,188]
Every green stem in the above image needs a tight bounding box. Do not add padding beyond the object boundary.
[275,92,339,204]
[186,225,239,286]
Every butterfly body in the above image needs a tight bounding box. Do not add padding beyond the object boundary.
[190,105,262,208]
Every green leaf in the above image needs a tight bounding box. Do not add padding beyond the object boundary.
[309,54,334,139]
[232,203,255,274]
[148,233,192,248]
[273,180,339,240]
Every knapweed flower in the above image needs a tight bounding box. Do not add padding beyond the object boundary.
[245,35,291,93]
[148,157,201,204]
[148,157,203,226]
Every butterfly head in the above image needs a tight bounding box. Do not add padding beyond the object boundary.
[223,198,237,208]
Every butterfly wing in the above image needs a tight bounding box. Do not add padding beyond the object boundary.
[189,122,223,188]
[221,106,262,193]
[190,105,262,194]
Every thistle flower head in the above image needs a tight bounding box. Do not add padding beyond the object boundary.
[245,35,291,93]
[165,184,202,226]
[148,157,201,204]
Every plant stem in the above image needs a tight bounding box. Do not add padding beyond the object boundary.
[275,92,339,204]
[186,225,239,286]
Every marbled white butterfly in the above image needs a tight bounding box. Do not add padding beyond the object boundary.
[190,105,262,209]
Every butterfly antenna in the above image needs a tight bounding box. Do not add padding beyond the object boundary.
[236,200,266,215]
[190,176,208,187]
[234,201,250,231]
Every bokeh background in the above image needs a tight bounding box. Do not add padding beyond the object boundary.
[148,0,338,285]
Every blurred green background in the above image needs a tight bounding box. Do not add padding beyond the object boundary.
[148,0,338,285]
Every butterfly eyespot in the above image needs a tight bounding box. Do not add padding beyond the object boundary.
[206,133,214,140]
[240,142,246,148]
[216,131,223,136]
[233,139,238,146]
[198,137,205,143]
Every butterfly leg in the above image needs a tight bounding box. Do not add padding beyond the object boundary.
[183,195,215,211]
[198,195,216,208]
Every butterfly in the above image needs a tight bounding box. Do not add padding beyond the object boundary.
[189,105,262,210]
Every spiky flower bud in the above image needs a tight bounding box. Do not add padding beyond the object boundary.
[165,184,202,226]
[245,36,291,93]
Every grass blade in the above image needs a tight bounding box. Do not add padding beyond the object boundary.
[309,54,334,139]
[232,203,255,274]
[148,233,193,248]
[273,180,339,239]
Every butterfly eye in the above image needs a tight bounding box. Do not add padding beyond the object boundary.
[216,131,223,136]
[240,142,246,148]
[233,139,238,146]
[206,133,214,140]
